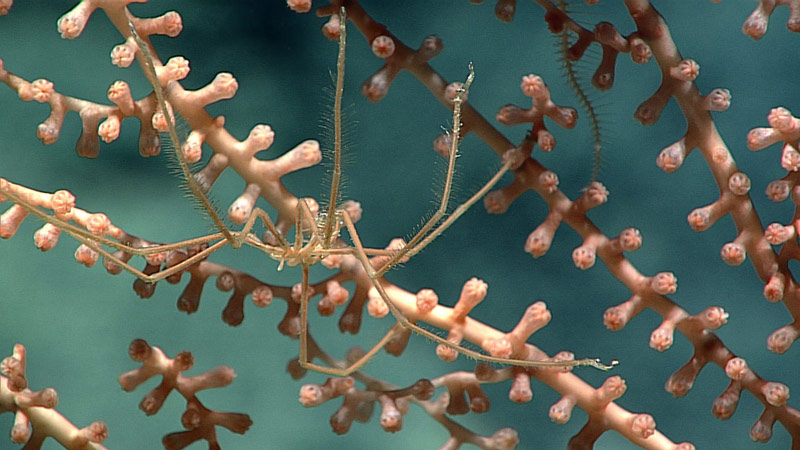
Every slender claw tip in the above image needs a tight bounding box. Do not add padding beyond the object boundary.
[603,359,620,370]
[589,358,619,371]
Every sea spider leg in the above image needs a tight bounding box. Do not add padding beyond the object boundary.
[370,64,475,278]
[297,261,403,376]
[128,22,236,245]
[68,231,230,283]
[286,198,324,269]
[292,194,401,376]
[0,179,235,282]
[0,179,225,258]
[228,205,296,271]
[321,7,348,249]
[229,206,290,252]
[340,211,615,370]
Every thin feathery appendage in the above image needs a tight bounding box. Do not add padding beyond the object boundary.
[127,22,234,244]
[556,0,605,184]
[339,210,617,372]
[373,65,475,277]
[0,178,232,283]
[315,122,355,251]
[401,127,468,257]
[161,117,227,222]
[431,121,470,206]
[403,152,517,263]
[403,209,440,262]
[322,7,347,248]
[318,84,356,212]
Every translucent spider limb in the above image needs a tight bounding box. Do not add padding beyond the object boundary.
[297,260,405,376]
[371,64,475,278]
[340,197,616,371]
[128,21,235,245]
[322,6,348,249]
[0,179,230,282]
[0,179,224,258]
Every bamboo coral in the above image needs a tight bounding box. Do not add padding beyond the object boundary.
[2,1,800,449]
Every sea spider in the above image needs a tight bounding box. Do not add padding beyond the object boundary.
[0,8,614,376]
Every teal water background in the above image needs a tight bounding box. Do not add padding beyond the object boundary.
[1,2,799,449]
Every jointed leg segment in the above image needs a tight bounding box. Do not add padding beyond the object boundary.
[340,210,614,370]
[372,65,475,278]
[2,7,616,377]
[297,261,405,376]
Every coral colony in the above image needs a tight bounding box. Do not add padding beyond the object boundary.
[2,1,800,449]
